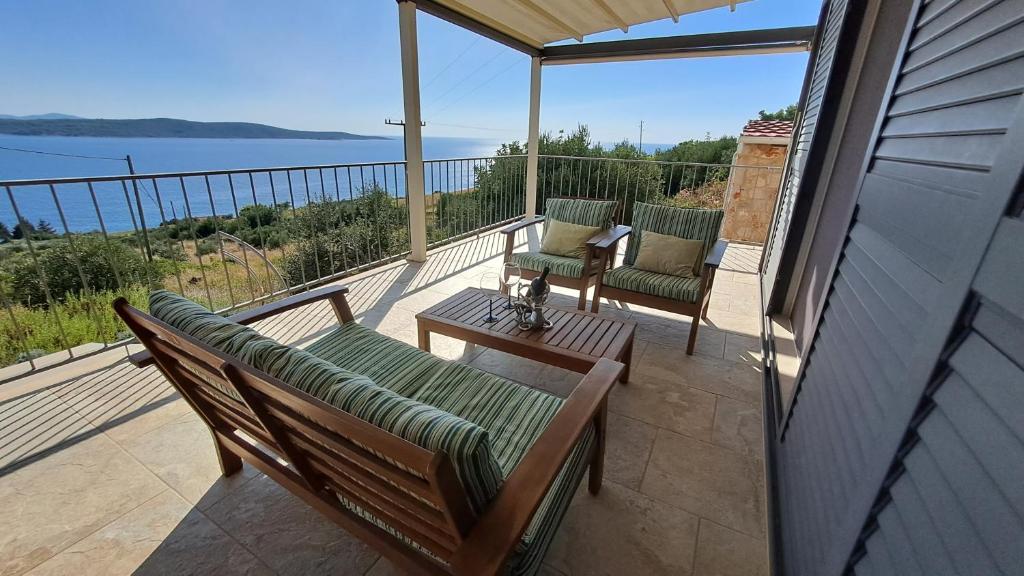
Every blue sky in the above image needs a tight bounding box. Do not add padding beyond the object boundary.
[0,0,821,145]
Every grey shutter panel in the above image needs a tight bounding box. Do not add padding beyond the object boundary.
[775,1,1024,574]
[760,0,850,311]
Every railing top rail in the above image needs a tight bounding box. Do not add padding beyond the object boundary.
[537,154,783,170]
[424,155,528,162]
[0,159,408,187]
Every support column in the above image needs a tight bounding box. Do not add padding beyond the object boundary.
[399,0,427,262]
[525,56,542,217]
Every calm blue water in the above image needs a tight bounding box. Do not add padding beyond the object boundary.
[0,135,503,233]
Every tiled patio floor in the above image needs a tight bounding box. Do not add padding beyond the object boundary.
[0,228,767,576]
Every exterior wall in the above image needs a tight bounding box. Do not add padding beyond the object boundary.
[722,140,787,244]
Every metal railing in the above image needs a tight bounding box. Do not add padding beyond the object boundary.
[0,153,780,379]
[0,161,409,377]
[537,155,782,224]
[425,155,527,247]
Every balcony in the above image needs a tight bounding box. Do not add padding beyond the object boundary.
[0,155,767,575]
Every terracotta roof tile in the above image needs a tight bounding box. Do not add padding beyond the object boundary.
[741,120,794,138]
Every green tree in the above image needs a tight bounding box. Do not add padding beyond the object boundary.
[0,222,10,242]
[5,236,150,307]
[757,104,798,121]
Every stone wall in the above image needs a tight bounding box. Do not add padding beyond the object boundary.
[721,141,788,244]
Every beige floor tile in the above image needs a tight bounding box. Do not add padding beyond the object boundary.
[0,390,94,471]
[641,429,766,539]
[206,474,378,576]
[693,326,727,359]
[546,481,700,576]
[0,432,166,576]
[693,519,769,576]
[639,343,762,406]
[24,490,273,576]
[723,333,762,366]
[605,413,658,491]
[609,372,717,441]
[712,396,764,459]
[118,413,260,510]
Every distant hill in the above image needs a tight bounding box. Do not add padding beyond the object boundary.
[0,117,386,140]
[0,113,83,120]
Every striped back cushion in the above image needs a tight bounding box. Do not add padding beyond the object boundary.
[624,204,724,271]
[542,198,617,237]
[149,290,262,357]
[238,336,504,515]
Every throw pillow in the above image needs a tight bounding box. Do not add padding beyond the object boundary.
[633,231,703,277]
[540,219,600,258]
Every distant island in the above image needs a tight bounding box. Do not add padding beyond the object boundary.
[0,116,386,140]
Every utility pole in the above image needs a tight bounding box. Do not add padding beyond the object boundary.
[638,120,644,154]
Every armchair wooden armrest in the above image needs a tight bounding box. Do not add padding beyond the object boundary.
[704,239,728,269]
[128,285,353,369]
[499,216,544,236]
[586,225,631,251]
[449,358,624,575]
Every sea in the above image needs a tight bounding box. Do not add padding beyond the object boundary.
[0,135,503,233]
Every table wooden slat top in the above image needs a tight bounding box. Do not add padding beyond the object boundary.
[416,288,636,380]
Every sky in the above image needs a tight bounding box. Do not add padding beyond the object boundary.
[0,0,821,146]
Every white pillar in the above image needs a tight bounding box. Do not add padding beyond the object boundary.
[524,56,542,218]
[399,0,427,262]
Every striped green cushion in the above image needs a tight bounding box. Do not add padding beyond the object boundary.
[542,198,616,237]
[624,203,724,269]
[241,334,503,516]
[411,361,595,574]
[149,290,263,357]
[603,265,704,303]
[510,251,585,279]
[305,321,448,397]
[238,337,378,409]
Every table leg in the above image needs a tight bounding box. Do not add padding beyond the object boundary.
[418,323,431,352]
[589,397,607,495]
[620,337,634,384]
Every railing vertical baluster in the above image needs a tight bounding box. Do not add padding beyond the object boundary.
[204,175,236,309]
[585,159,593,198]
[346,167,359,271]
[87,182,123,290]
[51,183,105,347]
[177,177,214,309]
[150,178,186,295]
[333,168,349,273]
[120,180,157,289]
[228,174,258,302]
[300,169,323,282]
[1,292,35,370]
[4,185,73,358]
[316,169,336,275]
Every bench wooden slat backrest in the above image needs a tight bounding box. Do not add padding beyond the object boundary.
[115,300,475,572]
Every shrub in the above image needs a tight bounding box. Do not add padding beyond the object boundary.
[5,236,150,307]
[239,203,280,228]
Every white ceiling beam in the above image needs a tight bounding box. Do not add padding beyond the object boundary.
[592,0,629,33]
[661,0,680,23]
[434,0,545,48]
[510,0,585,42]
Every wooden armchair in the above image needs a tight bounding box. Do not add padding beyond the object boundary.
[115,286,624,576]
[592,203,726,355]
[501,197,631,310]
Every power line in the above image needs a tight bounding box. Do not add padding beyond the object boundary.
[424,49,506,110]
[421,37,481,91]
[428,59,520,116]
[0,144,126,162]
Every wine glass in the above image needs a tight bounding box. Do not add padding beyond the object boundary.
[478,271,499,323]
[501,263,521,310]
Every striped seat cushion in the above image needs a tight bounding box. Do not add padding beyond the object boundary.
[411,361,595,576]
[149,290,263,357]
[603,265,704,303]
[542,198,617,236]
[305,321,448,397]
[624,203,724,270]
[239,335,504,516]
[509,251,586,279]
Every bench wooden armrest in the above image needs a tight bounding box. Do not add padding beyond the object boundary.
[586,225,631,250]
[449,358,624,575]
[128,285,353,369]
[499,216,544,235]
[704,239,728,269]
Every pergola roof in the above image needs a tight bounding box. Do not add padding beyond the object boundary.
[426,0,755,47]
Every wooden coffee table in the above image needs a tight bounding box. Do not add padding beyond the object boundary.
[416,287,635,383]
